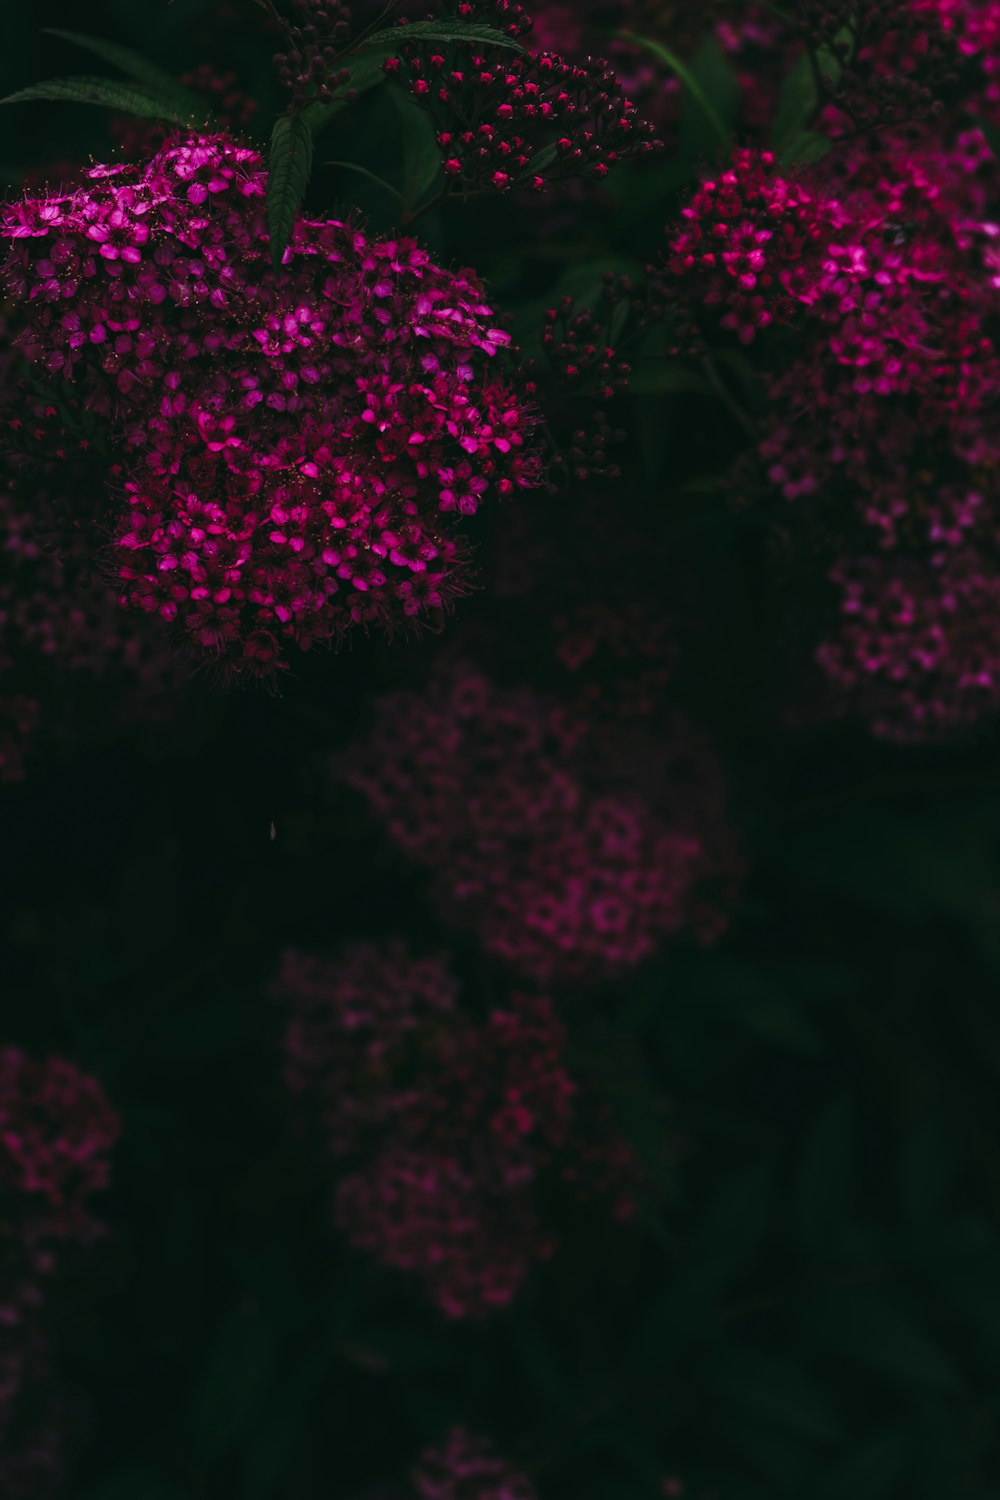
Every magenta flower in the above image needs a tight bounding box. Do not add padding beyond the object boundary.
[410,1429,538,1500]
[275,942,638,1316]
[0,1050,118,1499]
[2,133,543,677]
[339,664,737,984]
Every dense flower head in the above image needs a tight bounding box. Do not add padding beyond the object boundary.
[0,1049,119,1242]
[410,1429,538,1500]
[553,601,678,724]
[384,1,662,195]
[793,0,962,135]
[817,549,1000,741]
[674,122,1000,738]
[664,148,837,344]
[275,942,637,1315]
[272,0,354,104]
[0,427,185,774]
[2,132,542,677]
[339,664,735,983]
[0,1051,117,1500]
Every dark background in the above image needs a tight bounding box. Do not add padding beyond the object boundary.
[4,4,1000,1498]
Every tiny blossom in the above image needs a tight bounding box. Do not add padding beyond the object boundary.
[663,148,837,344]
[0,1051,118,1499]
[755,138,1000,543]
[2,132,543,677]
[515,286,635,480]
[817,549,1000,741]
[410,1429,538,1500]
[275,942,637,1316]
[553,601,678,724]
[384,0,662,196]
[110,64,259,157]
[338,664,735,983]
[0,1050,119,1243]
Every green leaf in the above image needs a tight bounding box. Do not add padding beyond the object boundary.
[627,364,714,397]
[697,1154,778,1261]
[392,91,443,214]
[780,130,833,165]
[974,116,1000,159]
[900,1117,954,1233]
[631,1158,778,1367]
[242,1353,325,1500]
[42,28,206,116]
[813,1432,909,1500]
[360,20,528,53]
[700,1347,844,1442]
[771,33,846,153]
[190,1305,278,1468]
[301,49,390,135]
[679,34,741,162]
[804,1290,962,1391]
[794,1096,856,1258]
[508,1323,578,1413]
[723,1415,821,1490]
[267,114,315,273]
[618,31,730,150]
[1,74,193,122]
[76,1469,193,1500]
[324,160,404,204]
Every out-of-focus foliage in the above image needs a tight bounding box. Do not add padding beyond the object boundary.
[1,2,1000,1498]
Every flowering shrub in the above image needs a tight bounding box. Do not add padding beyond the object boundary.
[5,3,1000,1499]
[339,664,736,983]
[3,133,542,677]
[0,1051,118,1499]
[276,941,638,1316]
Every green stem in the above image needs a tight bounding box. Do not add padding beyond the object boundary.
[700,353,758,441]
[617,31,730,151]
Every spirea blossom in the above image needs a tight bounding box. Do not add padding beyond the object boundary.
[339,665,735,983]
[384,0,661,195]
[817,549,1000,741]
[1,133,542,677]
[410,1429,538,1500]
[276,942,636,1316]
[0,1050,118,1499]
[664,148,835,344]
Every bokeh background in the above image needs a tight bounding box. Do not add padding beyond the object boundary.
[3,3,1000,1498]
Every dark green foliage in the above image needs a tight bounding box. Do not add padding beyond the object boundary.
[267,113,314,270]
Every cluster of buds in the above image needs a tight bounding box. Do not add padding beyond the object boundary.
[384,2,661,196]
[277,942,639,1316]
[519,279,639,481]
[271,0,355,106]
[788,0,960,135]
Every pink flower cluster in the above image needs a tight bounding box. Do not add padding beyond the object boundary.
[0,1050,118,1498]
[385,0,661,195]
[409,1429,537,1500]
[761,134,1000,737]
[816,551,1000,741]
[553,601,678,725]
[666,44,1000,739]
[276,942,636,1317]
[339,664,733,983]
[110,63,259,158]
[2,133,542,677]
[0,378,184,777]
[664,148,836,345]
